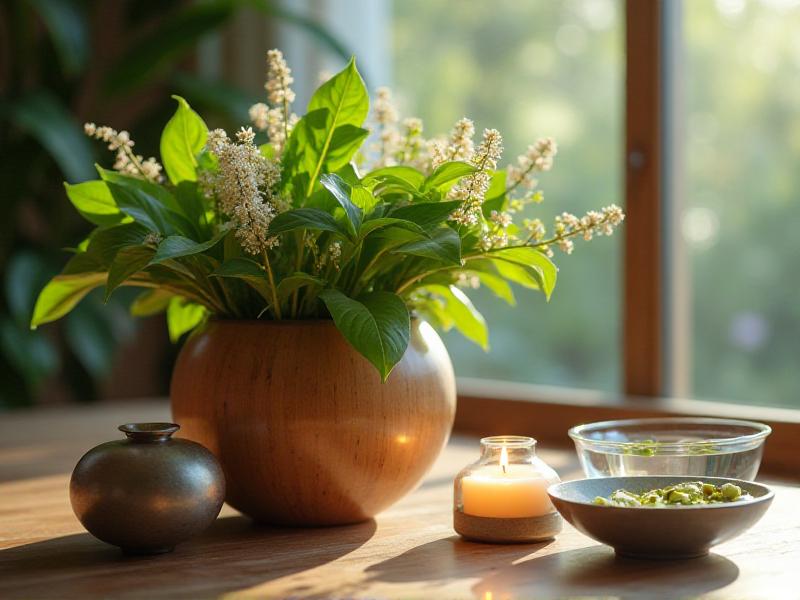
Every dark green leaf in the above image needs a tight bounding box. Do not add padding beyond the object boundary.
[277,273,326,302]
[358,218,427,240]
[97,166,183,214]
[389,200,461,230]
[393,227,461,265]
[106,182,193,236]
[160,95,208,184]
[211,258,271,301]
[151,231,227,264]
[268,207,352,239]
[326,125,370,171]
[8,93,94,182]
[320,173,363,234]
[105,245,155,301]
[319,289,410,381]
[30,0,88,75]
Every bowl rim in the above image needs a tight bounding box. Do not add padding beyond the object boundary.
[547,475,775,510]
[567,417,772,450]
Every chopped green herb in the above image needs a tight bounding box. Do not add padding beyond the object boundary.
[593,481,751,507]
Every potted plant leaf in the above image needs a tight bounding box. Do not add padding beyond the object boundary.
[32,50,623,525]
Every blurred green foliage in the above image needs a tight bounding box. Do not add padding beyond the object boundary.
[392,0,623,392]
[0,0,348,408]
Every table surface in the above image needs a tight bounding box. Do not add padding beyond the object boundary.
[1,401,798,600]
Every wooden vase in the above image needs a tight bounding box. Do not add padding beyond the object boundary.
[170,318,456,526]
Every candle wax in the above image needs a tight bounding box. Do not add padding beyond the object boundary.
[461,464,554,518]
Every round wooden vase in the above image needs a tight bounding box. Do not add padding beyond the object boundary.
[170,319,456,526]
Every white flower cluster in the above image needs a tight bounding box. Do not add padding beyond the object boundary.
[84,123,163,182]
[368,87,430,170]
[205,127,282,255]
[449,128,503,227]
[507,137,558,192]
[249,49,299,154]
[534,204,626,256]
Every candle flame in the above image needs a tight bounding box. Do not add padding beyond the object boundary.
[500,446,508,474]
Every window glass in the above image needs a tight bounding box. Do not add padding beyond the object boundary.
[391,0,624,390]
[684,0,800,407]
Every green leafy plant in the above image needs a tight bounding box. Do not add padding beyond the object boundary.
[32,50,624,381]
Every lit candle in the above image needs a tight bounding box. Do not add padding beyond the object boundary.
[461,444,556,518]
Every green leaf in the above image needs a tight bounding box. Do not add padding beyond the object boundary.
[80,222,151,271]
[97,166,183,214]
[462,264,516,306]
[491,247,558,300]
[160,95,208,185]
[268,207,352,239]
[8,92,94,182]
[389,200,461,230]
[364,166,426,190]
[211,258,271,302]
[166,298,207,342]
[320,174,363,234]
[30,0,88,76]
[482,170,507,216]
[351,186,379,213]
[358,218,427,240]
[393,227,461,266]
[277,273,326,302]
[151,232,227,264]
[106,182,192,236]
[105,245,155,301]
[425,284,488,350]
[284,57,369,196]
[422,161,477,191]
[308,57,369,128]
[64,180,125,226]
[319,289,410,381]
[30,273,106,329]
[130,289,173,317]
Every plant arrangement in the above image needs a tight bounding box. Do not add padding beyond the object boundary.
[32,50,624,380]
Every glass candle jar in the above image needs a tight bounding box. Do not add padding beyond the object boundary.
[453,436,562,543]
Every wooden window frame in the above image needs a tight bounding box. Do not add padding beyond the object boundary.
[453,0,800,476]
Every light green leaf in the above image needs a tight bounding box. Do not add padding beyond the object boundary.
[482,170,507,216]
[166,297,207,342]
[364,166,426,189]
[351,186,378,213]
[392,227,461,265]
[319,289,410,381]
[64,180,125,226]
[105,245,155,301]
[320,173,363,234]
[151,232,227,264]
[30,272,106,329]
[268,207,352,239]
[160,95,208,185]
[491,258,542,291]
[325,124,370,171]
[425,284,488,350]
[490,246,558,300]
[463,267,516,306]
[130,289,174,317]
[422,161,477,191]
[307,57,369,128]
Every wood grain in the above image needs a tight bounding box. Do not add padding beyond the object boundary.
[1,401,798,599]
[171,319,456,526]
[624,0,664,396]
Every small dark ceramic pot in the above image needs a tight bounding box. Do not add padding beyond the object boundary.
[70,423,225,555]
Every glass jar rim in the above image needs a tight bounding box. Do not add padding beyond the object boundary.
[480,435,537,448]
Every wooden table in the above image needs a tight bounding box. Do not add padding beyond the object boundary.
[1,401,798,599]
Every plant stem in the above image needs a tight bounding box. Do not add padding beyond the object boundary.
[262,249,282,319]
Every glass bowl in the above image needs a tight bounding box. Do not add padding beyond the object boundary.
[568,418,771,480]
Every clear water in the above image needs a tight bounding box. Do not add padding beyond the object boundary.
[578,445,764,480]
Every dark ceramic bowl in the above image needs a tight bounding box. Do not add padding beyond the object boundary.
[548,476,774,559]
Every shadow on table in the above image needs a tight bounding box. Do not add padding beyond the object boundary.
[0,514,376,599]
[472,545,740,600]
